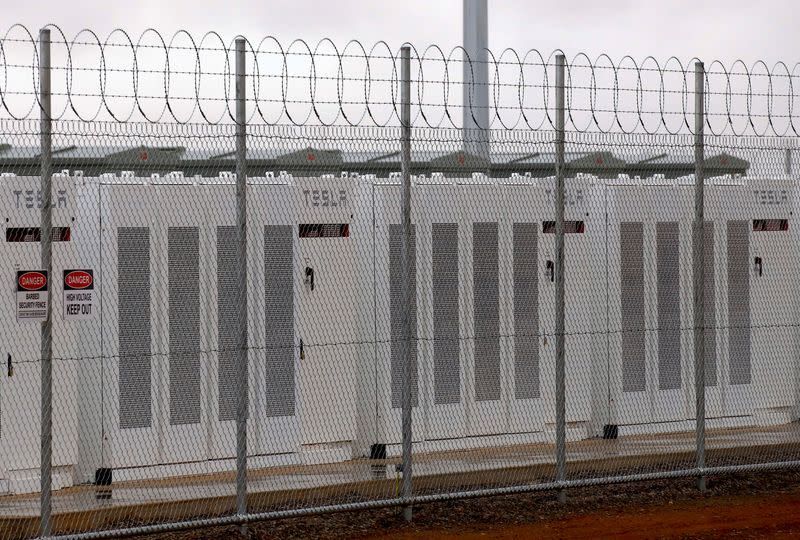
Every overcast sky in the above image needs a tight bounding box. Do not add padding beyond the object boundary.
[1,0,797,131]
[3,0,796,64]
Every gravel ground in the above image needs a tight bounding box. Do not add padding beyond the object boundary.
[127,467,800,540]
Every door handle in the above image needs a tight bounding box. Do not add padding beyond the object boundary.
[305,266,315,291]
[754,256,763,277]
[546,260,555,282]
[299,339,305,360]
[6,353,12,377]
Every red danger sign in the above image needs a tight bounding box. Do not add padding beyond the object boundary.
[64,270,93,290]
[63,269,95,320]
[17,271,47,291]
[16,270,49,321]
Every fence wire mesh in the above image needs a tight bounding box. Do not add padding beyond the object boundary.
[0,26,799,540]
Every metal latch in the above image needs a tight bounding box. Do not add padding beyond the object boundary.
[305,266,315,291]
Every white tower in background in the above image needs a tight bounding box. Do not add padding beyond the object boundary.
[463,0,490,161]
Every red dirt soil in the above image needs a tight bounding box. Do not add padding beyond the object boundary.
[369,492,800,539]
[118,470,800,539]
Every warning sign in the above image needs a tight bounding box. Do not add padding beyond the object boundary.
[16,270,49,322]
[63,269,94,320]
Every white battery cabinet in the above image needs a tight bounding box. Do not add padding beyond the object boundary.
[87,173,365,478]
[704,177,796,425]
[605,176,695,432]
[606,175,798,435]
[492,175,608,441]
[370,176,428,448]
[498,175,553,438]
[291,176,361,463]
[457,175,510,439]
[533,175,607,438]
[241,174,300,460]
[98,177,199,469]
[369,174,607,454]
[96,174,265,472]
[0,173,79,494]
[414,177,468,442]
[3,169,797,486]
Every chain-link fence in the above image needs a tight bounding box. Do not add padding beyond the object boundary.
[0,26,799,540]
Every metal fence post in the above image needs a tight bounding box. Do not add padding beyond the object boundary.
[785,147,792,176]
[399,44,414,523]
[39,27,53,539]
[554,53,567,504]
[693,60,706,492]
[234,37,249,526]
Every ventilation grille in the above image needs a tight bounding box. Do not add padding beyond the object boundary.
[168,227,201,425]
[432,223,460,405]
[727,220,751,386]
[621,222,645,393]
[217,226,239,421]
[473,222,500,402]
[118,227,152,430]
[264,225,295,417]
[657,222,681,390]
[513,223,539,400]
[703,222,718,387]
[389,224,418,409]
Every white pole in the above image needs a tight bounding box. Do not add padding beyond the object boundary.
[463,0,489,161]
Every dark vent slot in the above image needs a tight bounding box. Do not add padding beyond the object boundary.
[620,222,645,393]
[728,220,751,385]
[216,226,239,422]
[656,222,681,390]
[299,223,350,238]
[6,227,71,242]
[265,225,295,418]
[389,224,418,409]
[752,219,789,232]
[513,222,539,400]
[432,223,460,405]
[542,221,585,234]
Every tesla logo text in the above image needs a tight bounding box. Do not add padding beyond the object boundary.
[545,188,585,207]
[303,189,347,208]
[753,190,788,205]
[13,189,68,209]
